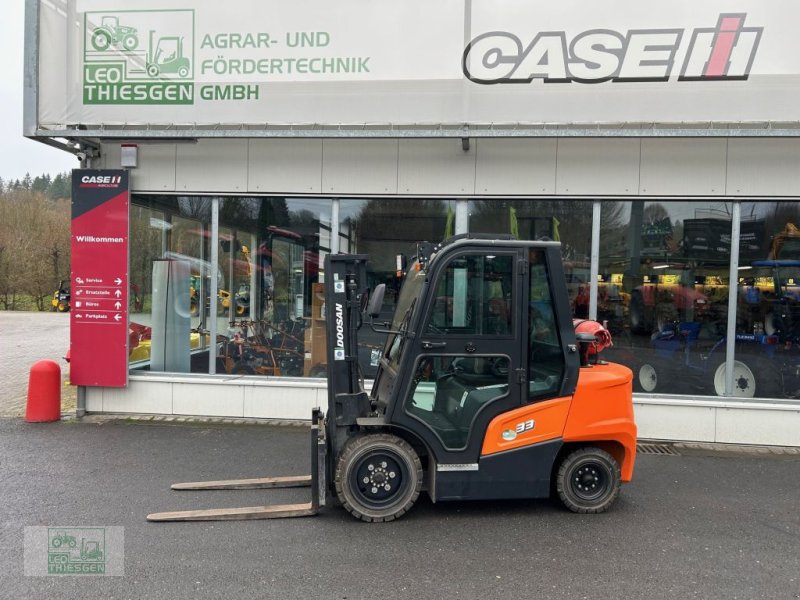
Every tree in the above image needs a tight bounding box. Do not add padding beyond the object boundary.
[32,173,51,194]
[0,189,70,310]
[22,173,32,190]
[49,172,71,199]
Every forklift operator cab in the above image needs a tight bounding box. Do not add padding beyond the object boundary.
[334,236,636,521]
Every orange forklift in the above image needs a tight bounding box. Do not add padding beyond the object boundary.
[148,235,636,522]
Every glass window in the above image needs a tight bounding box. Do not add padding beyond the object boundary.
[217,197,331,378]
[600,200,732,397]
[129,196,331,378]
[426,254,514,336]
[469,200,592,317]
[733,202,800,399]
[129,196,214,374]
[528,249,564,400]
[340,199,455,376]
[405,355,509,449]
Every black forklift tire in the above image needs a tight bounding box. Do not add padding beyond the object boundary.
[335,434,422,523]
[555,447,621,514]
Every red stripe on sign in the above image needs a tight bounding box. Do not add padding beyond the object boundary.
[704,16,743,77]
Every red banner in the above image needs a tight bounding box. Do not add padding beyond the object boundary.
[70,170,129,387]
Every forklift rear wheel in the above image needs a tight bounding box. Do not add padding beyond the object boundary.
[335,434,422,523]
[147,64,160,78]
[556,447,620,514]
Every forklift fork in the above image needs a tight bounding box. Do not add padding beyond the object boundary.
[146,409,327,522]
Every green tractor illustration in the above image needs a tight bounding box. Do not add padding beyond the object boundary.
[51,531,77,549]
[146,30,191,79]
[91,16,139,52]
[80,539,104,561]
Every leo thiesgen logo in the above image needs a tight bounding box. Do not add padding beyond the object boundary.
[463,13,763,84]
[80,175,123,188]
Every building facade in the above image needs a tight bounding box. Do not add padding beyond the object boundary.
[25,0,800,445]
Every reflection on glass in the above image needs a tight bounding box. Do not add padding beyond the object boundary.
[732,202,800,399]
[468,199,592,317]
[129,196,331,378]
[340,199,454,376]
[600,201,732,397]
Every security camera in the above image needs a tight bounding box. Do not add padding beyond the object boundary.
[76,151,87,162]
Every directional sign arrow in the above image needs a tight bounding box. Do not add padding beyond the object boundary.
[114,314,122,322]
[114,301,122,310]
[114,290,122,298]
[114,277,122,285]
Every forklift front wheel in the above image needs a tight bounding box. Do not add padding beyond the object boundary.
[335,434,422,523]
[556,447,621,514]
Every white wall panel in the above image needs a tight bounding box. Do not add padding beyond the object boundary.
[85,388,103,413]
[243,384,318,420]
[176,140,248,193]
[715,406,800,446]
[475,139,557,194]
[100,143,119,170]
[727,139,800,196]
[398,139,476,195]
[103,380,172,414]
[640,139,727,195]
[134,145,178,191]
[173,382,244,417]
[556,138,640,195]
[249,139,322,193]
[634,402,716,442]
[322,140,398,194]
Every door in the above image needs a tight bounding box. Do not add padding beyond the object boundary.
[389,248,526,465]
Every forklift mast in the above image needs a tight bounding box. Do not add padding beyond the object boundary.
[322,254,371,465]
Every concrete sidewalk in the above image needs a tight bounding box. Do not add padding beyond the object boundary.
[0,312,72,416]
[1,417,798,600]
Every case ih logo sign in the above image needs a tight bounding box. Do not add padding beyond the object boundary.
[79,175,124,188]
[464,13,763,84]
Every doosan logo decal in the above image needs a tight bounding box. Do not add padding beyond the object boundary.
[80,175,123,188]
[463,13,762,84]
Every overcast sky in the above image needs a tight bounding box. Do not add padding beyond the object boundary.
[1,0,76,182]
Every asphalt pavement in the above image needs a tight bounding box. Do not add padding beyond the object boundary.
[0,418,798,600]
[0,312,71,416]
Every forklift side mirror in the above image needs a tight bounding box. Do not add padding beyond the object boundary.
[366,284,386,318]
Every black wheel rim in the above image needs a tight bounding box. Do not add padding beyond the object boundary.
[569,460,609,501]
[350,451,408,509]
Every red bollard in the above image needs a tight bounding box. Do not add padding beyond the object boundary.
[26,360,61,423]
